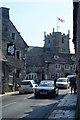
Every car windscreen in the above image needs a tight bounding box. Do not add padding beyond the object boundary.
[39,81,54,87]
[57,79,66,82]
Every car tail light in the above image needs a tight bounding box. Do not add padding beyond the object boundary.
[30,84,33,87]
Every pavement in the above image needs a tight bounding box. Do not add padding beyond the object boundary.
[0,91,77,120]
[0,91,19,96]
[48,92,77,120]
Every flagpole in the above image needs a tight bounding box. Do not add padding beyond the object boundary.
[57,17,59,32]
[56,17,58,32]
[57,17,64,32]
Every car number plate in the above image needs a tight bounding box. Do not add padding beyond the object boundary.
[40,92,47,94]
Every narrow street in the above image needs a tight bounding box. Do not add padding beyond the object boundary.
[1,89,70,119]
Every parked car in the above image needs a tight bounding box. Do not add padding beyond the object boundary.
[56,78,70,89]
[34,80,59,98]
[19,80,38,94]
[66,75,76,81]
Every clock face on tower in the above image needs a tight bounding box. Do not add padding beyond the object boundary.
[71,56,76,61]
[54,55,59,60]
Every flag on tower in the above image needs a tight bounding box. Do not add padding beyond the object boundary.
[58,17,65,22]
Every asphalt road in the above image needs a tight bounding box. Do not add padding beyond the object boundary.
[1,88,70,119]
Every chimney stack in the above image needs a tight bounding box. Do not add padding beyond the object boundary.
[0,7,10,20]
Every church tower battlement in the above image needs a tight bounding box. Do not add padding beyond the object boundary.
[44,28,70,54]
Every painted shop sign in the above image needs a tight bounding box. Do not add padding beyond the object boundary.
[7,43,15,56]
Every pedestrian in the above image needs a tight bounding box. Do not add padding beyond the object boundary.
[54,75,57,87]
[70,76,76,94]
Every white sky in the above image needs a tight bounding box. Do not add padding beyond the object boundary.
[0,0,74,53]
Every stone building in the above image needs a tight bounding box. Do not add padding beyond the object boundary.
[73,1,80,112]
[26,30,76,83]
[0,6,76,93]
[1,7,28,92]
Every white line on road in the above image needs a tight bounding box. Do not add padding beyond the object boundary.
[2,102,16,108]
[24,97,27,100]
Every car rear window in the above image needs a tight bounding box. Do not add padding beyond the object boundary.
[21,81,31,85]
[57,79,66,82]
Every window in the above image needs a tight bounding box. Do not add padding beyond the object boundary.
[16,51,19,59]
[56,73,61,78]
[62,38,64,43]
[16,50,21,59]
[54,55,59,60]
[48,39,50,44]
[55,64,61,70]
[16,70,20,78]
[64,64,70,70]
[12,33,16,40]
[27,73,37,79]
[72,64,76,70]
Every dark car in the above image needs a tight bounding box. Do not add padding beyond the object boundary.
[34,80,59,98]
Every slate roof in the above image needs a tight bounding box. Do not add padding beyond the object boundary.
[26,46,45,66]
[45,52,75,64]
[26,46,75,67]
[27,46,43,55]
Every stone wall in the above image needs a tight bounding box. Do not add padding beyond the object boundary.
[1,7,28,92]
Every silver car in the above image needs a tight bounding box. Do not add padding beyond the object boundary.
[19,80,38,94]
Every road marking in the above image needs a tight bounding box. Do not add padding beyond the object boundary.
[24,97,27,100]
[2,102,16,108]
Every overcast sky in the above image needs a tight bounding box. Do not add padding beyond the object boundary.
[1,0,74,53]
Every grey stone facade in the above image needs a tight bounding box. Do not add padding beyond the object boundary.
[1,7,28,92]
[44,30,70,54]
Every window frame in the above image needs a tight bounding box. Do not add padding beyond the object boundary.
[55,64,61,70]
[11,33,16,40]
[64,64,70,70]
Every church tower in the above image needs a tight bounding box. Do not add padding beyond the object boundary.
[44,28,70,54]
